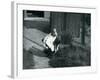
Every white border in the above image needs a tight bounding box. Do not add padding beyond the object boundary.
[11,1,97,78]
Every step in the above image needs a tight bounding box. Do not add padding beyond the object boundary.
[23,28,47,50]
[23,37,44,51]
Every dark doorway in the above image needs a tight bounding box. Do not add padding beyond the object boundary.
[27,10,44,17]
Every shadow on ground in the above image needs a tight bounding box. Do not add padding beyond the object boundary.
[23,49,35,69]
[49,45,91,68]
[23,47,51,69]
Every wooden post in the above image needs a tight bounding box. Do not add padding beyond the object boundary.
[65,13,81,37]
[50,12,65,35]
[81,14,85,45]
